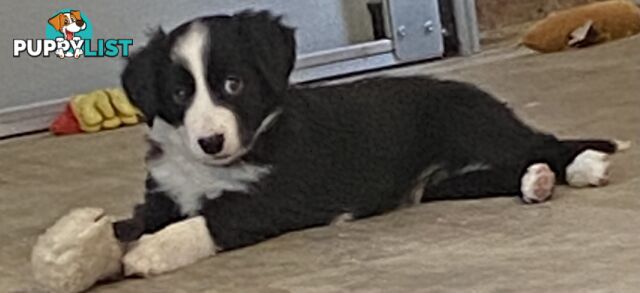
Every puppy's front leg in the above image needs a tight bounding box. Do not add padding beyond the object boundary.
[124,189,321,276]
[122,216,217,276]
[114,178,186,242]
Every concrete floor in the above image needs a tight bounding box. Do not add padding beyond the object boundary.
[1,36,639,293]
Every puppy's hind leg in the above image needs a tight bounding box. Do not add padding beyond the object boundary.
[421,162,555,204]
[527,138,624,189]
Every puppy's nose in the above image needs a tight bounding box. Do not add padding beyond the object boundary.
[197,134,225,155]
[76,19,85,26]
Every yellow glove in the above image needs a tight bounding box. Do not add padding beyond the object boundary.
[70,88,142,133]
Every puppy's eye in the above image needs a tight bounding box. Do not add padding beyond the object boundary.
[223,76,244,96]
[64,19,69,25]
[173,88,190,104]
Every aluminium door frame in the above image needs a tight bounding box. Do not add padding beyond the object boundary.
[291,0,480,83]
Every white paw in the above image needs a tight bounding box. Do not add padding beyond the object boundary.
[122,216,216,277]
[566,150,611,187]
[521,163,556,204]
[74,49,83,59]
[55,49,65,59]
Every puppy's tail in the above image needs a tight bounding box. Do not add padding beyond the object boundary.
[562,139,631,154]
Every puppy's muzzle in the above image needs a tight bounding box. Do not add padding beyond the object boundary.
[197,134,225,155]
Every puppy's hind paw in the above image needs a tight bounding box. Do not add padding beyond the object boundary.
[566,150,611,188]
[521,163,556,204]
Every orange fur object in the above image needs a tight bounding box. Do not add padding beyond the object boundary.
[522,0,640,53]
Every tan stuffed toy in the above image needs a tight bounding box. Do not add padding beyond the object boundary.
[522,0,640,53]
[32,208,216,293]
[31,208,123,293]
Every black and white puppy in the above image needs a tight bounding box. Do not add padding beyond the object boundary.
[114,11,624,275]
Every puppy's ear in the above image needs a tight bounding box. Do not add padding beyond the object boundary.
[121,29,168,126]
[237,11,296,94]
[70,10,82,21]
[48,14,64,31]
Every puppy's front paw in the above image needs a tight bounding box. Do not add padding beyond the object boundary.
[55,49,65,59]
[123,216,216,277]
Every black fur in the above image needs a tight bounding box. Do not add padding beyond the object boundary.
[114,177,185,242]
[121,30,169,126]
[116,11,618,251]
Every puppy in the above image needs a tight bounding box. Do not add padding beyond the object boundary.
[48,10,86,58]
[114,11,624,275]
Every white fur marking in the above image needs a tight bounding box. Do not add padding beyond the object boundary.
[148,118,270,216]
[458,163,492,175]
[123,216,216,276]
[521,163,555,204]
[172,22,242,161]
[331,213,354,225]
[566,150,611,187]
[409,165,445,204]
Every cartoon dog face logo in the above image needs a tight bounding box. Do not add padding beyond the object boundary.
[48,10,87,58]
[48,10,87,41]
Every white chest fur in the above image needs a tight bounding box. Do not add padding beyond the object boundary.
[147,119,270,216]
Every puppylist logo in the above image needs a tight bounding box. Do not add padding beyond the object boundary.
[13,9,133,59]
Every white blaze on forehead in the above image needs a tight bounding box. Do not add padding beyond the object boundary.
[171,22,241,160]
[172,22,208,93]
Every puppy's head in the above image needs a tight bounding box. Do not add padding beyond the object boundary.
[122,11,295,165]
[48,11,86,39]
